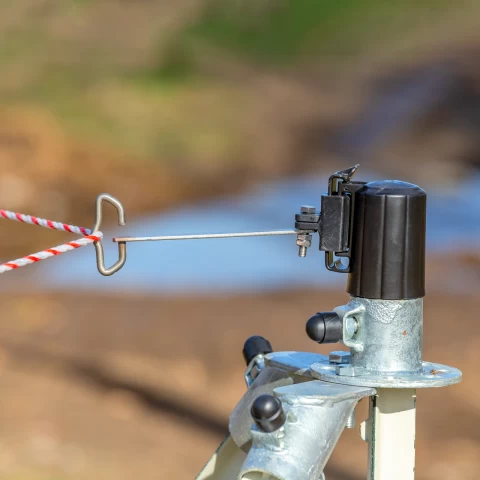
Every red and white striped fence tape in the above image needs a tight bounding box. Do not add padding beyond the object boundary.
[0,209,102,274]
[0,209,92,236]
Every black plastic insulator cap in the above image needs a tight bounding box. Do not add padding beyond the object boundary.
[251,394,286,433]
[306,312,342,344]
[242,336,273,366]
[347,180,426,300]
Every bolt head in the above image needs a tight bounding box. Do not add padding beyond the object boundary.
[296,234,312,248]
[336,364,355,376]
[329,351,351,364]
[300,205,316,214]
[344,316,358,339]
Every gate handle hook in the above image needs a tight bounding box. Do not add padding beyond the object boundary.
[92,193,127,276]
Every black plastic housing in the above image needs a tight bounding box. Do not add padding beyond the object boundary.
[320,195,350,252]
[346,180,426,300]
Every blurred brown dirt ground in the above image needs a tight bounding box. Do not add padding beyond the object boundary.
[0,281,478,480]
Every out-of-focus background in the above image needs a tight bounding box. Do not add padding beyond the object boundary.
[1,1,480,479]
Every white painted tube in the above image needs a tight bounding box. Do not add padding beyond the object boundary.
[368,389,417,480]
[196,436,246,480]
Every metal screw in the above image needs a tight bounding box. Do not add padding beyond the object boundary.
[296,233,312,257]
[345,408,356,429]
[329,351,351,364]
[344,316,358,339]
[300,205,316,214]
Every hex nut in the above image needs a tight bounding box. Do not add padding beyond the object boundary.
[336,364,355,376]
[296,234,312,248]
[300,205,316,214]
[329,351,351,364]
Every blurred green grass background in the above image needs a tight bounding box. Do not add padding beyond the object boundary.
[1,0,476,164]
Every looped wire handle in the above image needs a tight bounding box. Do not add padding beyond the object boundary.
[93,194,127,276]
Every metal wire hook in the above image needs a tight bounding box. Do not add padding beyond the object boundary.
[92,193,127,276]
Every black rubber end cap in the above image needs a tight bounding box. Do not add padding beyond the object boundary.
[251,394,285,433]
[242,336,273,366]
[306,311,343,344]
[306,313,326,343]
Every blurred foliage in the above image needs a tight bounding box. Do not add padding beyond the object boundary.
[0,0,476,166]
[180,0,454,64]
[151,43,196,82]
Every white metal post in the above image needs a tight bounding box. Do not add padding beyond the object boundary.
[196,436,246,480]
[368,388,416,480]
